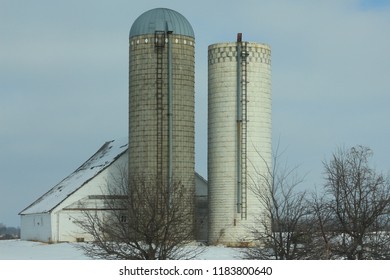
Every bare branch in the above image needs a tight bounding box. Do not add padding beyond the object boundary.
[75,164,203,260]
[245,146,311,260]
[321,145,390,259]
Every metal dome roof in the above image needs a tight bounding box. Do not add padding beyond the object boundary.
[129,8,194,38]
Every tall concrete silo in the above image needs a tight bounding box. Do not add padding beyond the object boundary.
[208,34,271,245]
[128,8,195,207]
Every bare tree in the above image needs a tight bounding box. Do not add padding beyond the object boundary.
[76,165,202,260]
[245,149,313,259]
[321,146,390,259]
[0,223,5,236]
[0,223,20,240]
[307,192,337,259]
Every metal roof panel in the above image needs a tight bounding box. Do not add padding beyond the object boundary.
[129,8,194,38]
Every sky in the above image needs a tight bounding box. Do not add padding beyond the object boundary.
[1,0,390,227]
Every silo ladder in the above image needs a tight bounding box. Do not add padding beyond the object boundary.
[240,42,249,220]
[155,31,165,181]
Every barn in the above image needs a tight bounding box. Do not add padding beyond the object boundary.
[19,138,208,243]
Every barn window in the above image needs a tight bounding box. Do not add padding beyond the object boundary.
[120,215,127,223]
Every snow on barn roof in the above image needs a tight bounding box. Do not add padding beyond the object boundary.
[19,138,128,215]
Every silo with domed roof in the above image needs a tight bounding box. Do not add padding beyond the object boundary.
[128,8,195,217]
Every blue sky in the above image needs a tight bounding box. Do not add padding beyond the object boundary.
[359,0,390,10]
[1,0,390,227]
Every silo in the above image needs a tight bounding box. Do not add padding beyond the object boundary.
[128,8,195,218]
[208,34,271,245]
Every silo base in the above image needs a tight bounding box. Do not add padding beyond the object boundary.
[208,218,263,247]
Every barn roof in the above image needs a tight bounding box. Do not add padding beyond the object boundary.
[19,138,207,216]
[19,138,128,215]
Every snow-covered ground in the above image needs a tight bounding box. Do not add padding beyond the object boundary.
[1,240,387,280]
[0,240,241,260]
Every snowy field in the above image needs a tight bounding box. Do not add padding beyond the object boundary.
[1,240,387,280]
[0,240,240,260]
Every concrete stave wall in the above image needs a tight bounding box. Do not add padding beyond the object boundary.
[208,42,271,245]
[128,34,196,234]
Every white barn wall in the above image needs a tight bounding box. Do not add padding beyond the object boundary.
[50,153,128,242]
[195,174,208,241]
[20,213,51,242]
[20,152,127,243]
